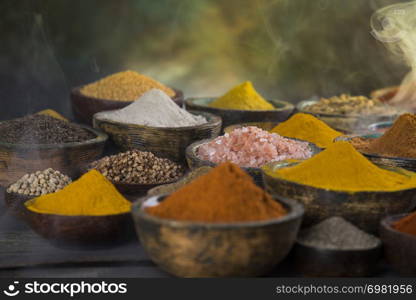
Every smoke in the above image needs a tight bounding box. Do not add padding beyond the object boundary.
[371,1,416,110]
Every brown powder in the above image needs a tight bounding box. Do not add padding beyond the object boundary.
[352,114,416,158]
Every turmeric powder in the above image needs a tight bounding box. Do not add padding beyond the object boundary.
[271,113,342,148]
[209,81,275,110]
[146,162,287,222]
[26,170,131,216]
[36,109,67,121]
[263,141,416,192]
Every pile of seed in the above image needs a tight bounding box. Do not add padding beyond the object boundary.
[89,150,184,184]
[0,114,95,144]
[298,217,380,250]
[7,168,72,196]
[80,70,176,101]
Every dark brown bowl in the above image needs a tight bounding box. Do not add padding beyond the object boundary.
[380,214,416,276]
[93,111,221,164]
[131,195,304,277]
[23,198,135,249]
[4,191,32,219]
[185,98,294,130]
[185,138,321,186]
[71,86,184,125]
[0,126,108,187]
[293,239,383,277]
[262,161,416,233]
[337,134,416,173]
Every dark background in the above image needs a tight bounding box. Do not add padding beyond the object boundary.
[0,0,410,120]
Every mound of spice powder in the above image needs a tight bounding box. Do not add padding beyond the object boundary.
[393,211,416,236]
[80,70,175,101]
[198,126,312,168]
[209,81,275,110]
[271,113,342,148]
[146,162,287,222]
[352,114,416,158]
[0,114,95,144]
[265,141,416,192]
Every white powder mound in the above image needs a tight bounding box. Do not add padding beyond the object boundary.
[96,89,207,127]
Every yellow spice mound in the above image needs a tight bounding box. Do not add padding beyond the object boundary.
[80,70,175,101]
[265,141,416,192]
[271,113,342,148]
[26,170,131,216]
[36,109,67,121]
[209,81,274,110]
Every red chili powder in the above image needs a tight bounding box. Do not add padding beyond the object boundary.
[393,211,416,236]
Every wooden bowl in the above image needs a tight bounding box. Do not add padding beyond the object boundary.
[338,134,416,173]
[296,99,402,133]
[185,98,294,130]
[380,214,416,276]
[23,198,135,248]
[0,126,107,187]
[262,161,416,233]
[131,195,304,277]
[4,191,32,219]
[93,111,221,164]
[185,138,321,186]
[293,239,382,277]
[71,86,184,125]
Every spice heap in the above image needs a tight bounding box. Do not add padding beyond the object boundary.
[351,114,416,159]
[37,109,67,121]
[271,113,342,148]
[146,162,287,222]
[26,170,131,216]
[304,94,399,115]
[7,168,71,196]
[90,150,184,185]
[209,81,275,110]
[264,141,416,192]
[148,167,212,196]
[80,70,175,101]
[198,126,312,168]
[0,114,95,144]
[96,89,206,127]
[298,217,380,250]
[393,211,416,236]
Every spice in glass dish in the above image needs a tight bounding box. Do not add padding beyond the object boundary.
[271,113,342,148]
[146,162,287,222]
[95,89,206,127]
[80,70,175,101]
[89,150,184,185]
[264,141,416,192]
[197,126,312,168]
[209,81,275,110]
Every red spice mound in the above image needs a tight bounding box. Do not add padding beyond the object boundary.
[146,162,287,222]
[353,114,416,158]
[393,211,416,236]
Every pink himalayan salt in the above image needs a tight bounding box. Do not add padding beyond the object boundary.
[198,126,312,168]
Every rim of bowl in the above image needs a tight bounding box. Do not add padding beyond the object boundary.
[296,99,404,119]
[71,86,183,103]
[186,137,321,171]
[185,97,294,113]
[93,110,222,130]
[368,121,393,131]
[381,213,416,241]
[0,125,108,150]
[262,160,416,194]
[338,134,416,162]
[132,194,304,229]
[295,238,382,253]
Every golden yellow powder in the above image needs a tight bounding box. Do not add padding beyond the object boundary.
[26,170,131,216]
[36,109,67,121]
[264,142,416,192]
[271,113,342,148]
[80,70,175,101]
[209,81,275,110]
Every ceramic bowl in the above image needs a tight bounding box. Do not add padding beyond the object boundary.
[93,111,221,164]
[262,161,416,233]
[0,126,107,187]
[71,86,184,125]
[131,195,304,277]
[185,98,294,130]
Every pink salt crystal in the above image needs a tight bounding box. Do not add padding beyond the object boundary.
[197,126,312,168]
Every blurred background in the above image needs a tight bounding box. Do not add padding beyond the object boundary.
[0,0,411,120]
